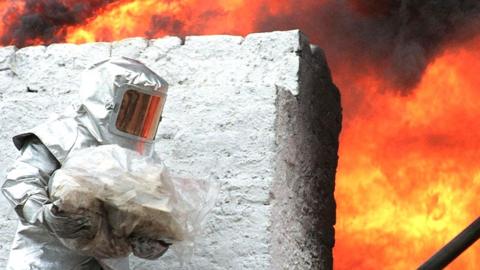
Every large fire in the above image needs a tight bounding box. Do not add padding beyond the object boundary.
[335,36,480,269]
[1,0,478,269]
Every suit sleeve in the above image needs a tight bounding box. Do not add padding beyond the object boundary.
[2,136,61,225]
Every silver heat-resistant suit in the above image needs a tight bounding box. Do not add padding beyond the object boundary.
[2,57,169,270]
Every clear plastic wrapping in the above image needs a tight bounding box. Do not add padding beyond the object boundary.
[48,144,217,259]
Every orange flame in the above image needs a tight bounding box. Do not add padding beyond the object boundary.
[64,0,275,44]
[0,1,21,39]
[335,36,480,269]
[0,1,478,269]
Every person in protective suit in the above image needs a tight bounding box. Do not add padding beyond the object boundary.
[2,57,170,270]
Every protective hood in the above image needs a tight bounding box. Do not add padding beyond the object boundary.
[77,57,168,154]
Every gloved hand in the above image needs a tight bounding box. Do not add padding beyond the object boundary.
[130,236,171,260]
[42,203,93,239]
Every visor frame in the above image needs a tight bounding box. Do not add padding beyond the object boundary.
[108,83,167,143]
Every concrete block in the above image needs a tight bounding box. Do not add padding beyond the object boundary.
[112,37,149,59]
[0,46,16,71]
[0,30,341,270]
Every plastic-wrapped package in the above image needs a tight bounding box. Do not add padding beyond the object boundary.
[48,144,216,259]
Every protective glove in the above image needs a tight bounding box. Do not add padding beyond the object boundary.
[42,203,94,239]
[130,236,171,260]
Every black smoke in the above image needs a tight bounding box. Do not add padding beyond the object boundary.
[1,0,116,47]
[147,15,185,37]
[258,0,480,93]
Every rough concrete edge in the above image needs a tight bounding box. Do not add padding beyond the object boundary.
[2,29,304,73]
[271,31,342,269]
[0,46,17,72]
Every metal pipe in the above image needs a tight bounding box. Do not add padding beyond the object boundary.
[418,217,480,270]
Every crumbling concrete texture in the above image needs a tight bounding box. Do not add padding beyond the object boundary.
[0,30,341,270]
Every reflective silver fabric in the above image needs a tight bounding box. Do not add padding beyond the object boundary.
[2,57,168,270]
[79,57,168,155]
[3,136,106,270]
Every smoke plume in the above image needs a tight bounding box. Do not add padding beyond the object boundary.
[1,0,115,47]
[258,0,480,92]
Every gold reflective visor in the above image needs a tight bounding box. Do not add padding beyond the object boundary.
[115,90,165,140]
